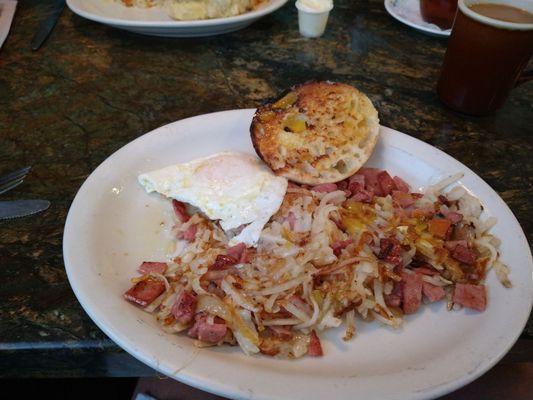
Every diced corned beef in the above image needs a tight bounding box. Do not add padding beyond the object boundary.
[288,182,302,189]
[349,174,374,202]
[385,295,401,308]
[452,283,486,311]
[377,171,397,196]
[358,167,382,194]
[308,330,323,356]
[312,183,338,193]
[393,176,410,193]
[176,224,197,242]
[441,210,463,224]
[287,211,297,230]
[211,254,238,270]
[378,238,403,266]
[188,314,227,343]
[445,240,468,251]
[438,195,451,206]
[451,245,477,265]
[428,218,452,239]
[227,243,247,263]
[172,200,190,223]
[240,248,253,264]
[348,174,365,190]
[138,262,167,275]
[384,281,403,307]
[401,272,423,314]
[351,189,374,203]
[171,291,197,324]
[392,191,415,208]
[336,180,349,191]
[331,239,353,256]
[422,282,446,302]
[124,278,166,308]
[269,326,293,340]
[411,266,439,276]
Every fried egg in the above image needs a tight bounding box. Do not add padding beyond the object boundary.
[138,152,288,247]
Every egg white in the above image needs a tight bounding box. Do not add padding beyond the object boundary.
[138,152,288,247]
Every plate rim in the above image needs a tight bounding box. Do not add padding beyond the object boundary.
[63,108,533,400]
[384,0,451,37]
[66,0,289,27]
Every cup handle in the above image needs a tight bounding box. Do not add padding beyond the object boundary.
[516,69,533,86]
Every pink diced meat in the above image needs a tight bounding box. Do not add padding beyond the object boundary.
[188,314,227,343]
[331,239,353,256]
[377,171,397,196]
[172,200,190,223]
[124,278,165,308]
[451,245,477,265]
[385,281,403,308]
[393,176,410,193]
[453,283,486,311]
[138,262,167,275]
[422,282,446,302]
[176,224,198,242]
[308,330,323,356]
[171,291,197,325]
[401,272,423,314]
[358,168,382,196]
[312,183,338,193]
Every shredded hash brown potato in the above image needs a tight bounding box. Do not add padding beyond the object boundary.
[124,168,511,358]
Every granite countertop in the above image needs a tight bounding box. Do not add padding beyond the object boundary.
[0,0,531,394]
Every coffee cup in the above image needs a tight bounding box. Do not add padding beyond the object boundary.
[437,0,533,115]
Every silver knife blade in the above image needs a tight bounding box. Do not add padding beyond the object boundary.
[31,0,66,51]
[0,200,50,220]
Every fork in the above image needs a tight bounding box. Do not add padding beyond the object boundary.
[0,166,32,195]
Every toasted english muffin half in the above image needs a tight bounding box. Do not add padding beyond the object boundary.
[250,81,379,185]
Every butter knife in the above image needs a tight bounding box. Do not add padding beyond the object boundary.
[30,0,65,51]
[0,200,50,220]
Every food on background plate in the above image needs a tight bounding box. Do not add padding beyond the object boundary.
[124,82,511,358]
[115,0,266,20]
[251,81,379,185]
[117,0,162,7]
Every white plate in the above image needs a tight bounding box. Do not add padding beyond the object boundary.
[63,109,532,400]
[384,0,451,37]
[66,0,288,37]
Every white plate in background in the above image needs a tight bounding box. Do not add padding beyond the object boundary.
[67,0,288,37]
[64,109,532,400]
[385,0,452,37]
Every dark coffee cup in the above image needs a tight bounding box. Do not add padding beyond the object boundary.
[437,0,533,116]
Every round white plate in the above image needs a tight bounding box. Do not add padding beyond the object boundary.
[384,0,451,37]
[64,109,532,400]
[66,0,288,37]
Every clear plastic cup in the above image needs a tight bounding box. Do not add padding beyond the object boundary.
[295,1,334,38]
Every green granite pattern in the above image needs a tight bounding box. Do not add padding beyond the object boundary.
[0,0,531,378]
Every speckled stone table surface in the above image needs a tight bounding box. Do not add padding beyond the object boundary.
[0,0,531,397]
